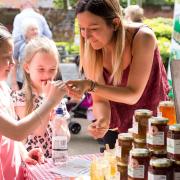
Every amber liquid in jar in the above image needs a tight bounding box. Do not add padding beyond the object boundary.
[158,101,176,125]
[133,109,152,139]
[133,138,146,149]
[167,124,180,161]
[147,116,168,151]
[117,162,128,180]
[148,158,173,180]
[117,133,133,164]
[128,148,150,180]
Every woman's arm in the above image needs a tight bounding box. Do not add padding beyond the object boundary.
[88,93,111,138]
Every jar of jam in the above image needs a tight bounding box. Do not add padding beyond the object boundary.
[133,109,152,139]
[158,101,176,125]
[117,133,133,164]
[148,158,173,179]
[133,138,146,149]
[117,162,128,180]
[173,161,180,180]
[150,149,167,159]
[147,116,168,151]
[167,124,180,161]
[128,148,150,180]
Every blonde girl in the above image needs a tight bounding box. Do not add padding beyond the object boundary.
[12,37,70,158]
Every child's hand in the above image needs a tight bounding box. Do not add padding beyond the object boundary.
[44,80,67,106]
[23,148,45,165]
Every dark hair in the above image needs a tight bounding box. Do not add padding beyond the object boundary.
[76,0,117,26]
[0,24,12,47]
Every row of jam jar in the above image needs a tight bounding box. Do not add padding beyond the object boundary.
[128,148,180,180]
[132,108,180,162]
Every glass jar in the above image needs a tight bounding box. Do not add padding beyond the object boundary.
[167,124,180,161]
[133,109,152,139]
[147,116,168,151]
[117,133,133,164]
[128,148,150,180]
[173,161,180,180]
[158,101,176,125]
[133,138,146,149]
[117,162,128,180]
[150,149,167,159]
[148,158,173,179]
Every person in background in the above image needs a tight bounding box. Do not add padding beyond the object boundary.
[0,24,65,179]
[124,5,144,23]
[11,20,40,90]
[66,0,169,149]
[12,0,52,73]
[12,37,70,158]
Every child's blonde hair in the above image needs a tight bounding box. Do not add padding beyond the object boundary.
[22,36,60,115]
[76,0,125,85]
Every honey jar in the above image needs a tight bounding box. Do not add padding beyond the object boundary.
[117,133,133,164]
[117,162,128,180]
[148,158,173,179]
[147,116,168,151]
[128,148,150,180]
[133,138,146,149]
[158,101,176,125]
[133,109,152,139]
[167,124,180,161]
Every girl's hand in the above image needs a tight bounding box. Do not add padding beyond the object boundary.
[45,80,67,106]
[23,148,45,165]
[65,80,91,99]
[88,119,110,139]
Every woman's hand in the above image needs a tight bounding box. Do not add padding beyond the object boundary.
[23,148,45,165]
[65,79,91,99]
[88,119,110,139]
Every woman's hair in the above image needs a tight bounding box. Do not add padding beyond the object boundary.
[0,24,12,48]
[22,36,60,115]
[124,5,144,23]
[76,0,125,85]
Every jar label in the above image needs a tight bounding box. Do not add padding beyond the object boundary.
[116,146,122,158]
[133,116,138,134]
[148,172,166,180]
[147,132,164,145]
[167,138,180,154]
[128,158,144,179]
[174,172,180,180]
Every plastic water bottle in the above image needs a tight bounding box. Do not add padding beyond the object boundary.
[52,107,68,165]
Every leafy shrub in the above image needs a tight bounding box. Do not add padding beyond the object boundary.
[144,18,173,40]
[144,17,173,70]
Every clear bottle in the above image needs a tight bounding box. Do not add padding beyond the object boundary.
[52,107,68,165]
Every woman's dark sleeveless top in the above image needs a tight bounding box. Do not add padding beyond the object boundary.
[103,27,170,133]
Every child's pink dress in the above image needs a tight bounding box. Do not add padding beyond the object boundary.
[0,81,23,180]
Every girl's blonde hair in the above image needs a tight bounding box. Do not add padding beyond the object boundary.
[22,36,60,115]
[76,0,125,85]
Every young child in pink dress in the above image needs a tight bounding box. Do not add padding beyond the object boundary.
[0,25,66,179]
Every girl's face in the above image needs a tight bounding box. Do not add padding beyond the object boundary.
[24,51,58,92]
[0,39,14,81]
[77,11,114,50]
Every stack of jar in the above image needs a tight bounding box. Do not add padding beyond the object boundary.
[115,103,180,180]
